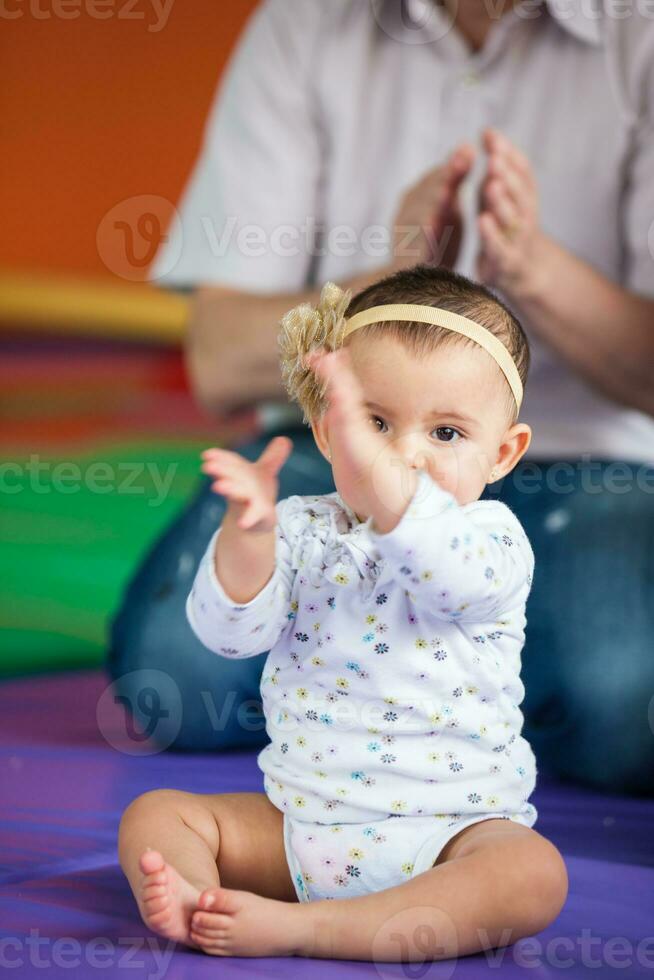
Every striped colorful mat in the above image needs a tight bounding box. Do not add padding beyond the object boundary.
[0,332,259,676]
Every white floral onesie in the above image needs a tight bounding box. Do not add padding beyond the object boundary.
[186,468,538,902]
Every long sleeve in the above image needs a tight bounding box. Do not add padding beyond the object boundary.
[366,469,534,623]
[186,504,296,658]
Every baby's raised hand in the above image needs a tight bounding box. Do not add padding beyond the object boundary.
[306,346,422,533]
[305,347,381,500]
[200,436,293,533]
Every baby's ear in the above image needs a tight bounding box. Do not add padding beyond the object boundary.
[302,349,321,371]
[310,416,331,463]
[495,422,532,479]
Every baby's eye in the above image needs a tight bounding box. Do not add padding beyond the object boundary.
[432,426,461,443]
[370,416,388,434]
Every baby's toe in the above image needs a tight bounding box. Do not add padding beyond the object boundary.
[191,924,225,942]
[192,911,230,933]
[197,889,217,911]
[145,902,173,927]
[141,882,166,899]
[139,848,166,876]
[191,933,228,956]
[197,885,240,915]
[143,892,170,916]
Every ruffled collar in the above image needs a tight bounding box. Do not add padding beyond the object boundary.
[287,491,385,599]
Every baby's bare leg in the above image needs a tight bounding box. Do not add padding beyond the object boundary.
[302,818,569,961]
[118,789,296,947]
[190,818,568,961]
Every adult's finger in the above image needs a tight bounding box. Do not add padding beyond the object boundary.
[483,128,534,183]
[421,144,475,206]
[477,210,517,282]
[483,179,522,236]
[487,156,533,213]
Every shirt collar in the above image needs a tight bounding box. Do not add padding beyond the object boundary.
[399,0,602,46]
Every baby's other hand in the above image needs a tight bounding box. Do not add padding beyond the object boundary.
[305,347,378,474]
[200,436,293,532]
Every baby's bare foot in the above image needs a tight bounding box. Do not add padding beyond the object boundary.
[137,849,202,948]
[190,885,309,957]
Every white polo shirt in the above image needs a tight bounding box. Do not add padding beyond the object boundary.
[152,0,654,464]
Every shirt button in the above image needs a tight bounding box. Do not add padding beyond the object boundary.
[461,70,480,87]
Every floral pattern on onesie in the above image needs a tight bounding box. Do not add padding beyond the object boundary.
[186,469,538,829]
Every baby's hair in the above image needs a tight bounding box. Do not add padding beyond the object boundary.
[278,264,530,427]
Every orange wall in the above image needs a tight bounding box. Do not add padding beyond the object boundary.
[1,0,258,279]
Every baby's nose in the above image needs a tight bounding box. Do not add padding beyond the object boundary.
[393,435,433,471]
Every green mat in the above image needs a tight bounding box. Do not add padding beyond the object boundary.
[1,441,209,677]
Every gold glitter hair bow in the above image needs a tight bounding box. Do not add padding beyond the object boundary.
[278,282,353,423]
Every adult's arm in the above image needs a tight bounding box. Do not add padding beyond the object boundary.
[480,14,654,419]
[515,13,654,419]
[185,270,392,415]
[508,241,654,417]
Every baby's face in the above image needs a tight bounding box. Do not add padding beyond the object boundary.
[320,333,531,516]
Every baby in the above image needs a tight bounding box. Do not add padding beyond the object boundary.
[118,264,568,963]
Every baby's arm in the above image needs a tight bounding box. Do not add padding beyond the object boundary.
[212,503,277,605]
[368,469,534,622]
[186,437,296,658]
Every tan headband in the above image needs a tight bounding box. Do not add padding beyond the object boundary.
[342,303,523,412]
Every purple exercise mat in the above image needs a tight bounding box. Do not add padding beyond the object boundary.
[1,669,652,979]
